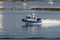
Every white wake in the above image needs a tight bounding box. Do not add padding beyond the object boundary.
[32,19,60,27]
[42,19,60,27]
[42,19,60,24]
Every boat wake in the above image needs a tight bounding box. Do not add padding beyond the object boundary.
[42,19,60,27]
[31,19,60,27]
[42,19,60,24]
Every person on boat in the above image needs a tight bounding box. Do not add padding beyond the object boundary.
[26,14,31,19]
[26,13,37,20]
[32,13,37,19]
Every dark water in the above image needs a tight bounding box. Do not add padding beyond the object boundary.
[0,2,60,40]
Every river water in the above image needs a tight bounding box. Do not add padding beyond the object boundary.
[0,2,60,40]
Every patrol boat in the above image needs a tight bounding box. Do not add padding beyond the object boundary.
[22,13,42,25]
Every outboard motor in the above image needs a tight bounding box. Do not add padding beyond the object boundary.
[37,18,41,22]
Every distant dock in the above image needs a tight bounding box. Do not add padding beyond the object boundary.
[0,1,60,11]
[0,6,60,11]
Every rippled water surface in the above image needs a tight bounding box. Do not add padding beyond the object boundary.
[0,2,60,40]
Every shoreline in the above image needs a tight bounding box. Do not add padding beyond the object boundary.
[0,6,60,11]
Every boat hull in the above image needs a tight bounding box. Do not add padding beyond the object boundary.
[22,19,42,23]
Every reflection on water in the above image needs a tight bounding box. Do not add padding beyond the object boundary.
[22,25,41,34]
